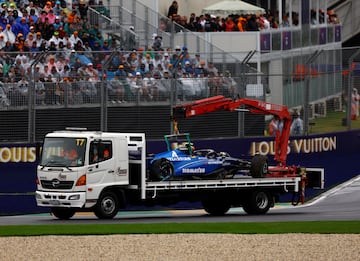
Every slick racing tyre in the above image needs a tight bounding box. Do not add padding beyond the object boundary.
[149,158,174,181]
[250,154,268,178]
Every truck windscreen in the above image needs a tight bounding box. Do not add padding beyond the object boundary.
[40,137,87,167]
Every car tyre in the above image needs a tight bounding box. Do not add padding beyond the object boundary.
[250,154,268,178]
[150,158,174,181]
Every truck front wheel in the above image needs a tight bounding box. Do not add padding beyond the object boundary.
[51,207,76,220]
[242,190,272,215]
[202,196,231,216]
[94,191,119,219]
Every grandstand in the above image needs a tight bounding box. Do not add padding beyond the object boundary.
[0,0,359,142]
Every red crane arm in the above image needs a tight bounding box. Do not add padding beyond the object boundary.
[172,96,292,166]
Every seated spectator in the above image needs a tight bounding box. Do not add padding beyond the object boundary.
[47,9,56,24]
[50,1,61,15]
[4,24,16,44]
[34,75,46,105]
[107,74,125,103]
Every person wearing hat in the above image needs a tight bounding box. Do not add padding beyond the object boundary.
[44,1,53,13]
[53,16,63,30]
[34,31,43,47]
[124,24,138,51]
[53,1,63,16]
[12,16,30,39]
[68,31,83,48]
[47,30,62,47]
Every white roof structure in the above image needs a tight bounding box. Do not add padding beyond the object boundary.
[202,0,265,17]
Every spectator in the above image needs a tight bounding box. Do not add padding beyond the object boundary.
[221,70,236,97]
[67,9,79,24]
[53,1,63,16]
[4,24,16,44]
[34,75,45,105]
[269,115,283,136]
[225,16,236,31]
[0,34,6,49]
[351,88,360,120]
[246,15,259,31]
[69,31,83,48]
[237,16,247,32]
[53,16,63,30]
[124,25,137,51]
[34,31,43,46]
[108,74,125,103]
[206,61,218,76]
[78,0,88,20]
[47,9,56,24]
[43,1,53,13]
[152,35,162,51]
[95,0,111,19]
[17,76,29,105]
[167,1,178,18]
[290,110,304,135]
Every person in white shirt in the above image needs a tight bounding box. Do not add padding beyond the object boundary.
[290,111,304,136]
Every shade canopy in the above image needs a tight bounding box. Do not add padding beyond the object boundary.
[202,0,265,17]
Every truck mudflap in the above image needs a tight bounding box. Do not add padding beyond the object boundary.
[35,191,87,208]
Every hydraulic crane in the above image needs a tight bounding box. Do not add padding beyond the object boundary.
[172,95,293,169]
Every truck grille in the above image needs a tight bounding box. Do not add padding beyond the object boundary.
[41,179,74,189]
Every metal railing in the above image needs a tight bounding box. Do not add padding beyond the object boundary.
[0,46,358,142]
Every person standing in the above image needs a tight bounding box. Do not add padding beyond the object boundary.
[269,115,283,136]
[351,88,360,120]
[167,1,178,18]
[290,111,304,136]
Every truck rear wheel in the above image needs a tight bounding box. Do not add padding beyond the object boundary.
[150,158,174,181]
[51,207,76,220]
[202,196,231,216]
[94,191,119,219]
[250,154,268,178]
[242,190,272,215]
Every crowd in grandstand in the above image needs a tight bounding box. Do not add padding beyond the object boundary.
[163,8,339,33]
[0,0,239,106]
[0,0,339,107]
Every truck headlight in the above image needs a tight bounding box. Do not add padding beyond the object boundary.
[69,194,80,200]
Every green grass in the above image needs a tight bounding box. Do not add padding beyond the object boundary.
[309,111,360,134]
[1,221,359,236]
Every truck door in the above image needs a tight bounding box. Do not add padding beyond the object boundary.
[87,139,116,186]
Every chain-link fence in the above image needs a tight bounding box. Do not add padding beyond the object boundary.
[0,47,359,142]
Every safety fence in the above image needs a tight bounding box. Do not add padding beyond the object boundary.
[0,47,359,142]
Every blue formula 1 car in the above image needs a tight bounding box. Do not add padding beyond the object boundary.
[148,133,268,181]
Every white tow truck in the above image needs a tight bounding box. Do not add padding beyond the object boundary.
[35,96,324,220]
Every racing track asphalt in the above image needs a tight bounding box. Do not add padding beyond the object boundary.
[0,175,359,225]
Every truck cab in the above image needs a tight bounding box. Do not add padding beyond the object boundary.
[36,129,146,219]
